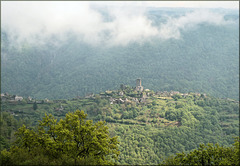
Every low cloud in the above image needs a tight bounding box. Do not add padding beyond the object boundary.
[1,2,236,47]
[158,10,235,39]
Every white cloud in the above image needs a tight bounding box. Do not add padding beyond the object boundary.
[102,5,159,46]
[1,1,106,45]
[1,1,236,47]
[158,9,234,40]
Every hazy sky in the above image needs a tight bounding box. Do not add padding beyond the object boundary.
[1,1,239,46]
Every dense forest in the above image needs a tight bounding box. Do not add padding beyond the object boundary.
[1,86,239,165]
[1,8,239,100]
[160,137,239,165]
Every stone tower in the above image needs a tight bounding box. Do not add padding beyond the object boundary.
[136,78,143,92]
[136,79,141,87]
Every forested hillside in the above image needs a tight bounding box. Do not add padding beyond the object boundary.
[1,87,239,164]
[1,8,239,100]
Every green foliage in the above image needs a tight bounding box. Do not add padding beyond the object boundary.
[172,94,182,101]
[0,110,119,165]
[0,112,25,151]
[33,101,38,110]
[161,137,240,165]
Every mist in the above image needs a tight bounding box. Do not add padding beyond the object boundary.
[1,1,237,47]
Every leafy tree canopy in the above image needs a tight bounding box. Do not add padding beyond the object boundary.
[0,110,119,165]
[160,137,239,165]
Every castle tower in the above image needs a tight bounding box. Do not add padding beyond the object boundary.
[136,78,141,87]
[136,78,143,92]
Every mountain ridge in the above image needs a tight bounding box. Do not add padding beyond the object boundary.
[1,9,239,100]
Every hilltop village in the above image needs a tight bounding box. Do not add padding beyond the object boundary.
[0,79,213,118]
[3,79,239,110]
[1,79,208,106]
[85,79,207,105]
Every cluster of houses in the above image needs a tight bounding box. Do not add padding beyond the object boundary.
[109,96,147,105]
[1,93,24,101]
[156,91,185,97]
[1,93,51,104]
[155,91,206,98]
[1,79,209,107]
[83,79,194,105]
[109,96,146,104]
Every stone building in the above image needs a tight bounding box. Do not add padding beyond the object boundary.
[136,78,144,92]
[15,96,23,101]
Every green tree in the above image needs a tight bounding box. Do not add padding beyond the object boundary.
[33,101,38,110]
[160,137,239,165]
[172,94,182,101]
[0,110,119,165]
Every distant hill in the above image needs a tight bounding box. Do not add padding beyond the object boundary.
[1,8,239,100]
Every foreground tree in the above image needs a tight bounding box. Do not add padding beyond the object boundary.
[160,137,239,165]
[0,110,119,165]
